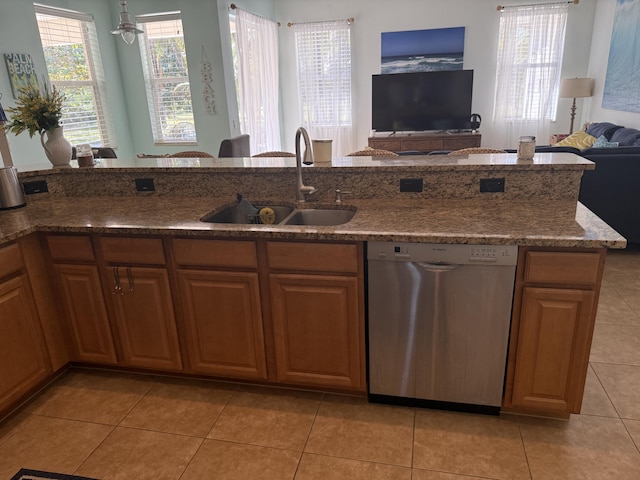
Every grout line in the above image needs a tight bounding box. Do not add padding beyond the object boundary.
[590,362,623,419]
[290,395,322,479]
[517,422,535,480]
[176,437,206,480]
[72,423,117,476]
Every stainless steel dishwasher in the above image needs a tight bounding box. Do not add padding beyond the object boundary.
[367,242,518,414]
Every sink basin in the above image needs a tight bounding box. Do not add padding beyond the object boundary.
[282,208,356,226]
[202,204,293,224]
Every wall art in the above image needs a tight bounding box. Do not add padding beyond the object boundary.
[381,27,465,74]
[201,46,215,115]
[602,0,640,113]
[4,53,39,98]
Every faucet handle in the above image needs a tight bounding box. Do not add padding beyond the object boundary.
[335,189,352,203]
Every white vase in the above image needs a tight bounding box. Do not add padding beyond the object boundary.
[40,126,72,166]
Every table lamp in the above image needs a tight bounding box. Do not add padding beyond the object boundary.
[559,78,593,135]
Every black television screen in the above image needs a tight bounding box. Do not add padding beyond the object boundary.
[372,70,473,132]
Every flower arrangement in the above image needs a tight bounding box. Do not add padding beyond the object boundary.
[4,83,65,138]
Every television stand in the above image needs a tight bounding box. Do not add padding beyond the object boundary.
[368,131,481,153]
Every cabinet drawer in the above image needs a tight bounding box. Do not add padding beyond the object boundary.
[0,243,24,279]
[172,239,257,268]
[267,241,358,274]
[443,136,481,150]
[368,139,402,152]
[100,237,165,265]
[47,235,95,262]
[524,251,602,286]
[404,139,444,151]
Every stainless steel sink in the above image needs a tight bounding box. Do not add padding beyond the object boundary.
[282,208,356,226]
[201,204,294,224]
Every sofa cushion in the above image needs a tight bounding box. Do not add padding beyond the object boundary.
[609,127,640,146]
[555,131,597,150]
[593,135,619,148]
[586,122,624,140]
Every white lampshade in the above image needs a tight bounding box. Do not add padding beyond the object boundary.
[559,78,593,99]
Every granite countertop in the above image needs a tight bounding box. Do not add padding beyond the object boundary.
[0,194,626,249]
[1,153,624,249]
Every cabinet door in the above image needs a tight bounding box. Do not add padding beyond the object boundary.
[512,287,595,414]
[0,275,52,412]
[109,267,183,371]
[54,264,117,364]
[269,273,364,391]
[177,270,267,379]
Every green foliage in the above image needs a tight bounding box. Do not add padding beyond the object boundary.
[4,83,65,138]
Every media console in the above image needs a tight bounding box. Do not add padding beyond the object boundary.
[368,132,481,154]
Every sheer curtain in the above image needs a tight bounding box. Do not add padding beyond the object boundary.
[493,3,568,149]
[235,9,280,154]
[294,21,354,156]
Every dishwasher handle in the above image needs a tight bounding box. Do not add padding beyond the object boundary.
[416,262,462,272]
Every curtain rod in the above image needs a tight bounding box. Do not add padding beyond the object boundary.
[287,18,354,27]
[229,4,281,26]
[497,0,578,11]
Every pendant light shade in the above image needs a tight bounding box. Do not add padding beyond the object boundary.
[111,0,143,45]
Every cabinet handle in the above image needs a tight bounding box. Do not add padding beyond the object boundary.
[112,266,123,295]
[126,266,135,293]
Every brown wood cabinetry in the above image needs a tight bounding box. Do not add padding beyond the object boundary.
[0,243,51,415]
[504,248,606,417]
[266,241,365,391]
[47,235,117,364]
[99,237,183,372]
[368,132,481,153]
[172,239,267,379]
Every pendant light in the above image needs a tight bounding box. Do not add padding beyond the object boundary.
[111,0,143,45]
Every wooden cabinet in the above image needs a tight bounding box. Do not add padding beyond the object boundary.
[172,238,267,379]
[0,243,51,415]
[266,241,365,391]
[47,235,117,364]
[504,248,606,417]
[99,237,182,372]
[368,132,481,153]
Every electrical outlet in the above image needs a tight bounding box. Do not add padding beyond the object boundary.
[22,180,48,194]
[135,178,155,192]
[479,177,505,193]
[400,178,423,192]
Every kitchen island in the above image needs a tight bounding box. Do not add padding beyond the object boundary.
[0,153,626,421]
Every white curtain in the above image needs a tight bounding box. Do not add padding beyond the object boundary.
[493,3,568,149]
[235,9,280,154]
[294,21,354,156]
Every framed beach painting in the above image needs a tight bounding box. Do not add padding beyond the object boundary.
[4,53,39,98]
[381,26,465,74]
[602,0,640,113]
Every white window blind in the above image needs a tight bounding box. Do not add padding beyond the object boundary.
[35,4,115,148]
[492,3,568,147]
[137,13,196,144]
[294,20,354,156]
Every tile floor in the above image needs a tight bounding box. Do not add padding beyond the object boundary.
[1,249,640,479]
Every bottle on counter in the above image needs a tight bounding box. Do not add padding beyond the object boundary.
[76,143,95,167]
[517,136,535,160]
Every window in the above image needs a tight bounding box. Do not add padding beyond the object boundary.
[293,20,354,156]
[137,12,196,144]
[35,4,115,147]
[492,3,568,146]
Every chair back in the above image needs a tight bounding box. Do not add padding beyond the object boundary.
[167,151,214,158]
[252,151,296,157]
[218,134,250,157]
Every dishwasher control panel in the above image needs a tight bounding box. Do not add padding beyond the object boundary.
[368,242,518,266]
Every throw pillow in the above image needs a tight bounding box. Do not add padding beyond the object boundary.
[555,131,597,150]
[592,135,619,148]
[609,127,640,146]
[585,122,624,140]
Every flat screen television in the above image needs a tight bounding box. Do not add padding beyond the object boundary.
[372,70,474,133]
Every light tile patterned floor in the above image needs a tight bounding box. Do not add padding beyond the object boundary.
[1,249,640,479]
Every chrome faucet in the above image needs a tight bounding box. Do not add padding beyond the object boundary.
[295,127,316,202]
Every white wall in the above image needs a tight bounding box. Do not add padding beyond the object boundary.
[276,0,597,152]
[583,0,640,129]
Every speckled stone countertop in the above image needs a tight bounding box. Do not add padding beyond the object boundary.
[1,153,625,249]
[0,195,626,249]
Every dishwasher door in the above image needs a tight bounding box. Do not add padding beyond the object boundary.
[368,255,516,408]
